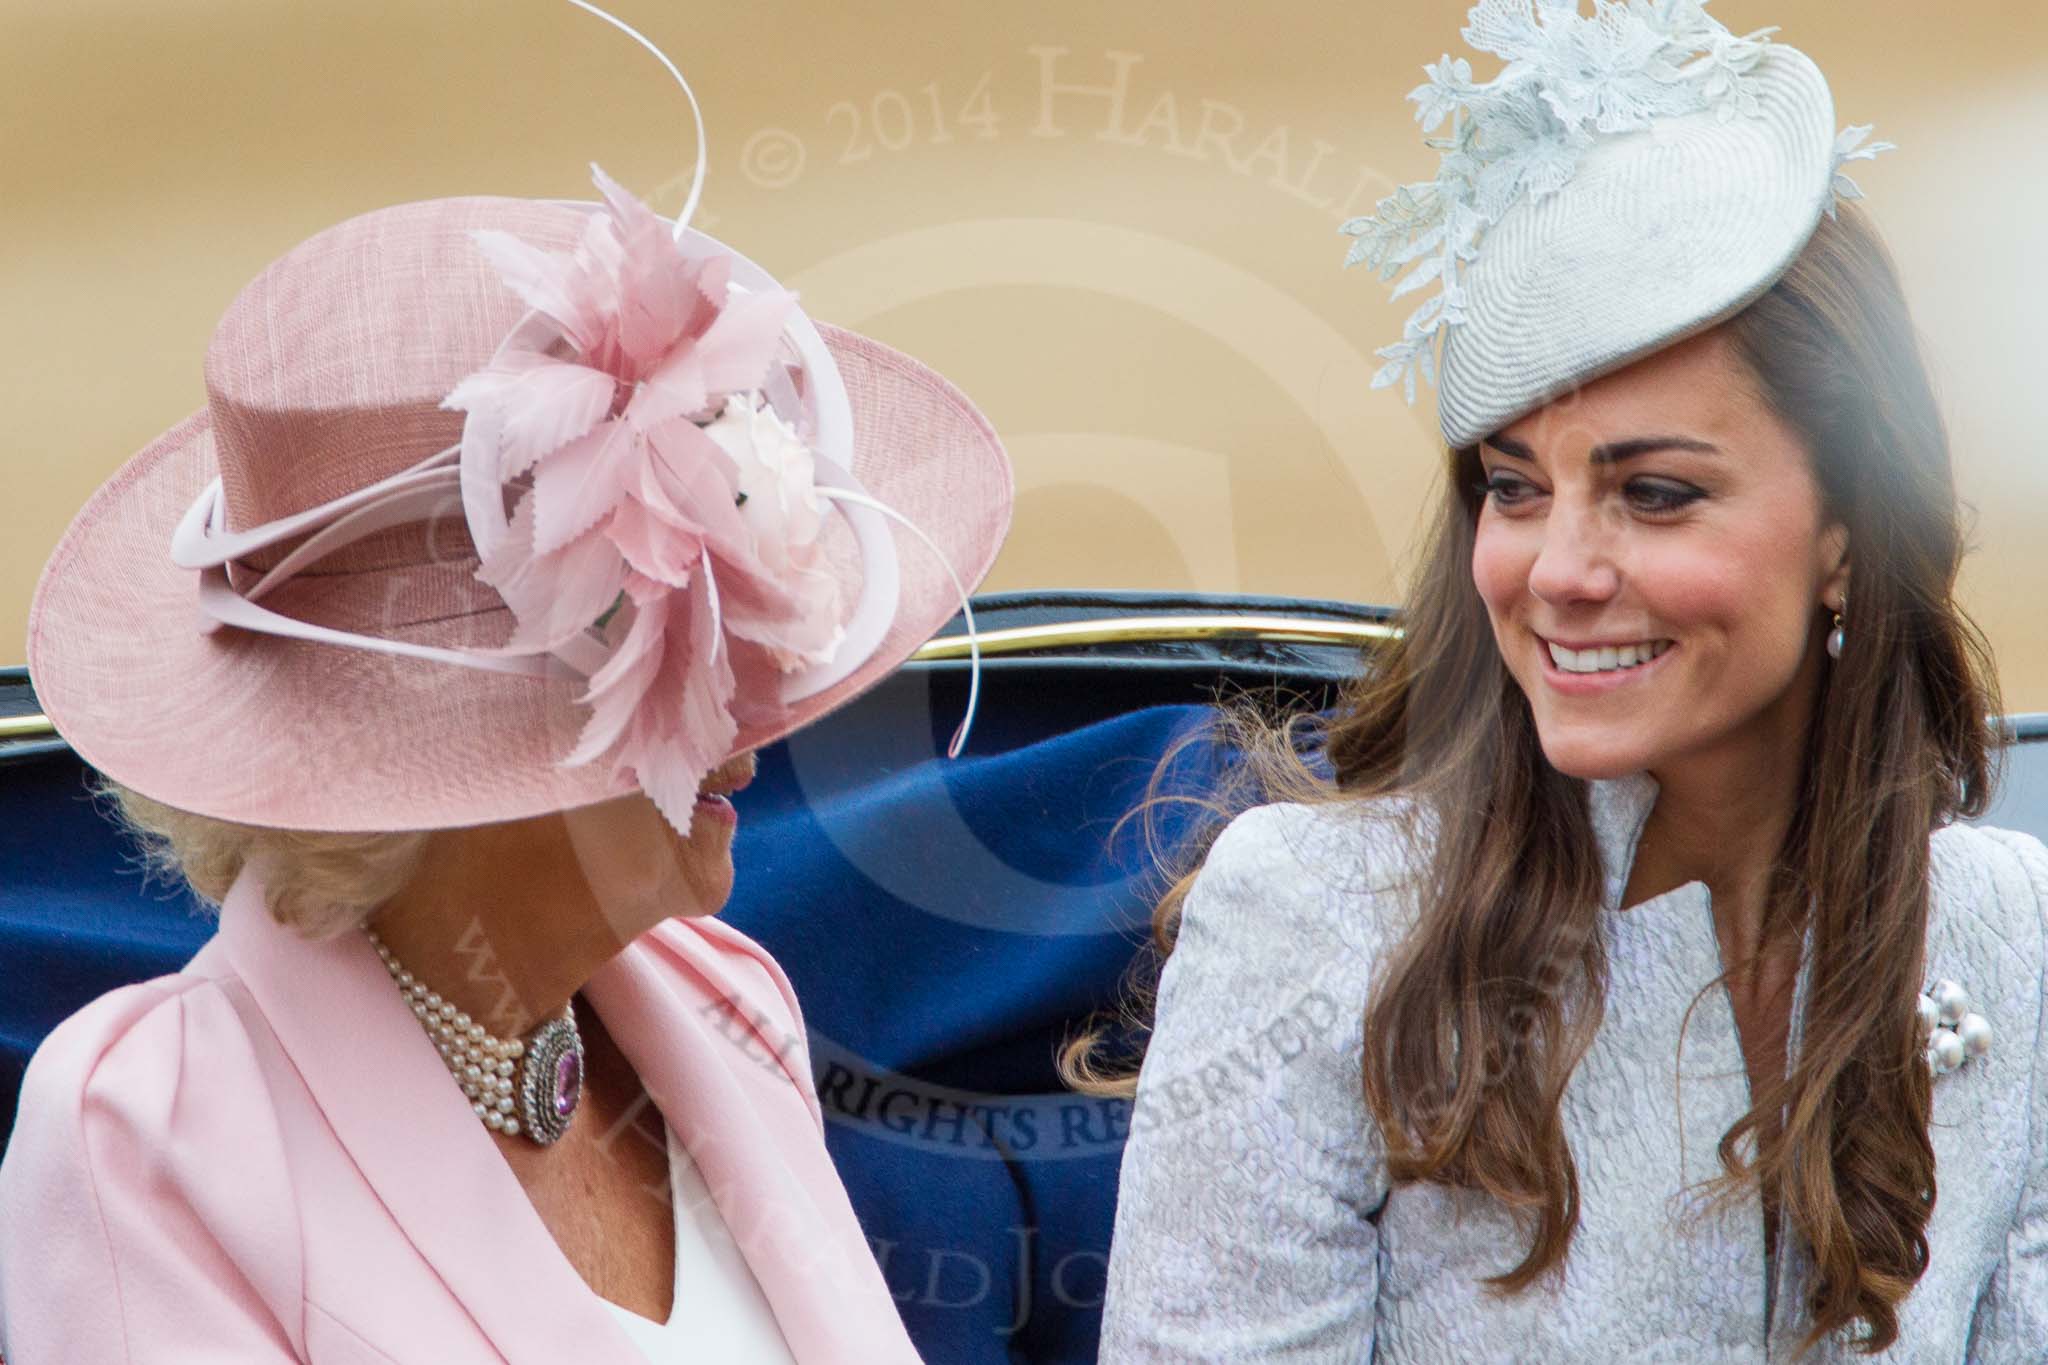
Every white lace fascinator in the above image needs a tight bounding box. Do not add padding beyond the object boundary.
[1344,0,1892,447]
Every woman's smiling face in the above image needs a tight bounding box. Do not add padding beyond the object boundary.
[1470,328,1850,782]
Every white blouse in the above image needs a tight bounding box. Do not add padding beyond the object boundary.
[605,1119,800,1363]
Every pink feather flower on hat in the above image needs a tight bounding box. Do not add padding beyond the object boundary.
[444,165,843,835]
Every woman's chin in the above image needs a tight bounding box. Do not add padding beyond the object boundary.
[1535,729,1659,783]
[668,856,737,920]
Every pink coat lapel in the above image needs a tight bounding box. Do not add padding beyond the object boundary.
[219,868,649,1365]
[218,866,919,1364]
[584,919,921,1362]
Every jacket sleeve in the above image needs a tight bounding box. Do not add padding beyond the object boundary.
[1100,802,1394,1363]
[0,977,306,1364]
[1967,826,2048,1363]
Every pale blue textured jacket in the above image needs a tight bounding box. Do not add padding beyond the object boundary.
[1101,775,2048,1362]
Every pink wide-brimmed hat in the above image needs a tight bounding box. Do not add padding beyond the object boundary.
[26,174,1012,836]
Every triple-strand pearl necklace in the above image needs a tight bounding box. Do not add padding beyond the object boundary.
[366,929,586,1146]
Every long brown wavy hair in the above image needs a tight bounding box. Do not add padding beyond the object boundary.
[1064,203,2000,1356]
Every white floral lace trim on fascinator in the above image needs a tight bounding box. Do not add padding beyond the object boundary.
[1342,0,1894,405]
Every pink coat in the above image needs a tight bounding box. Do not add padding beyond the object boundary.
[0,865,922,1363]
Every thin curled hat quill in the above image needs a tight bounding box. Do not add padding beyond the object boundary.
[434,0,987,839]
[1342,0,1894,411]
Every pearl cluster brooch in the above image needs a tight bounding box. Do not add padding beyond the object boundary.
[366,930,585,1146]
[1918,978,1993,1077]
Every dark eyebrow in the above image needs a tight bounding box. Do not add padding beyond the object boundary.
[1481,433,1719,465]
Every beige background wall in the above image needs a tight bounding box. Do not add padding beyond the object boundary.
[7,2,2044,705]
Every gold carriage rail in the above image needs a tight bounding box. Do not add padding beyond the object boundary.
[11,614,2047,748]
[0,613,1402,746]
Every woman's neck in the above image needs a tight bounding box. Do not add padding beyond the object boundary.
[1624,642,1825,955]
[364,812,647,1039]
[362,790,733,1040]
[1631,767,1794,906]
[1630,729,1815,1123]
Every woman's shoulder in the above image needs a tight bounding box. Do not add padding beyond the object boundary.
[645,914,805,1029]
[0,965,309,1353]
[1175,796,1424,978]
[1924,824,2048,1058]
[1928,820,2048,935]
[638,914,818,1112]
[1200,795,1428,896]
[14,962,241,1103]
[4,960,275,1165]
[0,963,303,1286]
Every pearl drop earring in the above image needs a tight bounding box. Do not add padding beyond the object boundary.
[1825,593,1846,660]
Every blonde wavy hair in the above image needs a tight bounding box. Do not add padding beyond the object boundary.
[92,774,429,941]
